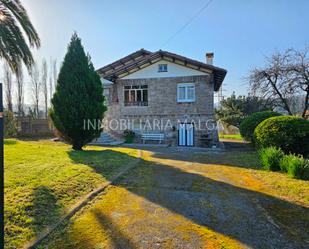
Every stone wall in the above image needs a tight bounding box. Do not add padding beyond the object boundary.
[103,75,218,146]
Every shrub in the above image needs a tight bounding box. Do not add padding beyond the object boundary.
[280,154,309,179]
[4,110,18,138]
[258,147,284,171]
[279,154,292,172]
[239,111,281,142]
[50,33,106,150]
[124,130,135,143]
[254,116,309,156]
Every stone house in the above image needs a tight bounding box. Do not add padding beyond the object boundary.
[97,49,227,147]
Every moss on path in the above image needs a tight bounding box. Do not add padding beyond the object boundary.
[38,148,309,249]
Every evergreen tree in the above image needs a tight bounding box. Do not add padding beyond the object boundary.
[50,33,106,150]
[215,92,273,128]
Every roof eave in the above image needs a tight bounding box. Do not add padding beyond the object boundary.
[214,70,227,91]
[97,50,228,89]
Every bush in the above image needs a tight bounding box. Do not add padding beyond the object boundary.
[4,110,18,138]
[124,129,135,143]
[254,116,309,156]
[258,147,284,171]
[279,154,292,172]
[280,154,309,179]
[239,111,281,142]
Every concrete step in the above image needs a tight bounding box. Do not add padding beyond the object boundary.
[89,132,124,146]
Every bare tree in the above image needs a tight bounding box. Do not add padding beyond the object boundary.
[53,59,57,92]
[41,59,48,118]
[49,58,53,103]
[249,47,309,118]
[30,64,41,118]
[16,65,24,117]
[48,58,57,104]
[3,63,13,112]
[289,47,309,118]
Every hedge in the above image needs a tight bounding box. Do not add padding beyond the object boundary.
[254,116,309,156]
[239,111,281,142]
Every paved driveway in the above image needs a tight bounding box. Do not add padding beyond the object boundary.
[43,147,309,249]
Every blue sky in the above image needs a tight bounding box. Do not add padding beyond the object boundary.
[23,0,309,99]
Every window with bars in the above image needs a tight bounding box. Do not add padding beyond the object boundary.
[177,83,195,102]
[124,85,148,106]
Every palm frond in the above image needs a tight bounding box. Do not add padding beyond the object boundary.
[0,0,40,73]
[1,0,40,47]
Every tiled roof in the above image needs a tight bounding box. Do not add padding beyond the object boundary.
[97,49,152,77]
[97,49,227,91]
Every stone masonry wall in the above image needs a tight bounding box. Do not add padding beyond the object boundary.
[103,75,218,146]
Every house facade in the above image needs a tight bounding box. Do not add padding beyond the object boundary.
[97,49,227,147]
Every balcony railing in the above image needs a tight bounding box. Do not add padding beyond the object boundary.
[124,101,148,106]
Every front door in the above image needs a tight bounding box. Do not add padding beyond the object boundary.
[178,123,194,146]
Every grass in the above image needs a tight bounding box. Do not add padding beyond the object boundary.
[4,139,139,249]
[5,140,309,248]
[219,133,243,140]
[192,151,309,205]
[38,150,309,249]
[192,151,260,169]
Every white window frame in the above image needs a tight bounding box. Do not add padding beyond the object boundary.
[158,64,168,72]
[123,85,148,106]
[177,83,196,103]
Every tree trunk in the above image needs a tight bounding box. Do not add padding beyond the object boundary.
[36,100,39,119]
[72,144,83,150]
[272,85,293,115]
[301,87,309,118]
[45,101,48,119]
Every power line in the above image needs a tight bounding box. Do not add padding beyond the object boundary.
[161,0,214,47]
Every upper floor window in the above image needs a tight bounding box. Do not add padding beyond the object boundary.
[158,64,168,72]
[177,83,195,103]
[124,85,148,106]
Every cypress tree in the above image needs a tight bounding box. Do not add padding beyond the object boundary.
[50,33,106,150]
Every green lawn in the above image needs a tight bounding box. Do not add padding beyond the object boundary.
[219,134,243,140]
[4,139,139,249]
[5,140,309,249]
[37,149,309,249]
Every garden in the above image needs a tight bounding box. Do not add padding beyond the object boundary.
[5,139,309,249]
[239,111,309,180]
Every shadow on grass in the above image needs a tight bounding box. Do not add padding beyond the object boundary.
[123,144,260,170]
[44,149,308,248]
[93,210,136,249]
[4,139,17,145]
[68,149,137,179]
[30,186,62,234]
[111,160,309,248]
[17,136,54,142]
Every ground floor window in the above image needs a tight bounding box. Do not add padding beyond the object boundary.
[124,85,148,106]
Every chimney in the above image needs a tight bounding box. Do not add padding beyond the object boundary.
[206,52,214,65]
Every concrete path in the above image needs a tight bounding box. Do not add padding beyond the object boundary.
[42,148,309,249]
